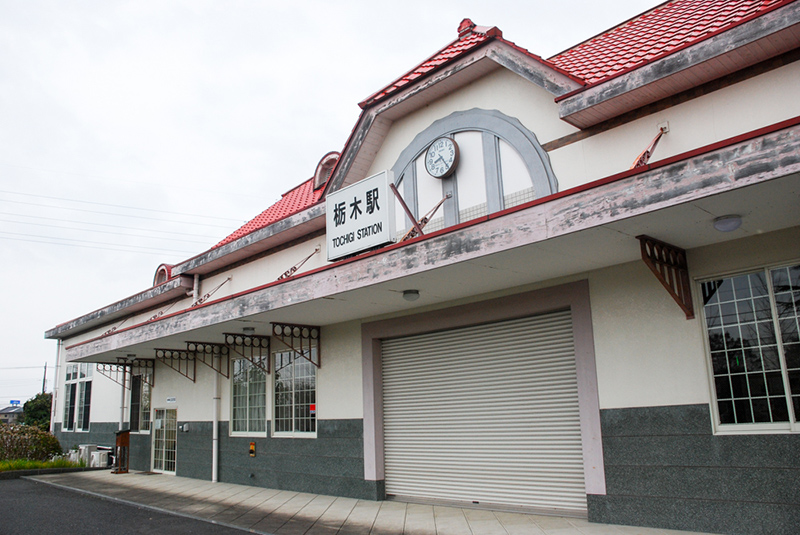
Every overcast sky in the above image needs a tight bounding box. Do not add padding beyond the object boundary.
[0,0,663,407]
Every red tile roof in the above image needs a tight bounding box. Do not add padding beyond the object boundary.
[215,2,791,250]
[549,0,788,85]
[214,178,324,248]
[359,19,502,109]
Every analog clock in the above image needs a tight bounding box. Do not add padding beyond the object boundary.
[425,137,459,178]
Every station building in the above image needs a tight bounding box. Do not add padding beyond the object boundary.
[46,1,800,532]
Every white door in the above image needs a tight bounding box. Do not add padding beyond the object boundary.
[381,310,586,515]
[152,408,177,474]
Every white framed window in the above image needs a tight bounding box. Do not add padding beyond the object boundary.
[701,263,800,431]
[63,363,92,432]
[129,374,151,433]
[273,349,316,436]
[231,357,267,435]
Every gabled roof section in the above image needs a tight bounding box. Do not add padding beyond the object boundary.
[358,19,583,111]
[328,19,583,195]
[359,20,499,109]
[552,0,800,128]
[550,0,787,85]
[214,178,324,248]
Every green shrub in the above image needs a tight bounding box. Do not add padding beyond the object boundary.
[0,457,82,472]
[0,425,62,462]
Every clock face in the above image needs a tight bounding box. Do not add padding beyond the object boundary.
[425,137,459,178]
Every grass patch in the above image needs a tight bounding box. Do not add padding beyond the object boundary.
[0,457,84,472]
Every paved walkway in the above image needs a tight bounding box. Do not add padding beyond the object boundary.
[30,471,711,535]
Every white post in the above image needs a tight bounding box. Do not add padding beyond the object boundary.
[49,341,61,433]
[119,366,126,431]
[212,354,220,483]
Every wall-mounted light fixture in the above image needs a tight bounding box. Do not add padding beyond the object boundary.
[242,326,255,335]
[713,215,742,232]
[403,290,420,302]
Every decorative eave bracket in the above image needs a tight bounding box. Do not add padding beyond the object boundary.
[96,358,154,388]
[636,235,694,320]
[154,348,196,382]
[271,322,321,367]
[223,333,271,374]
[186,342,231,378]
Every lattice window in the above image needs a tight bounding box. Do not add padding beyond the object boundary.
[702,263,800,427]
[274,349,317,435]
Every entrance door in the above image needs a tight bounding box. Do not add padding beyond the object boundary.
[152,409,177,473]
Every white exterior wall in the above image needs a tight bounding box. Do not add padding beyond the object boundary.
[590,227,800,411]
[550,61,800,191]
[150,360,218,423]
[202,237,328,301]
[318,321,363,420]
[589,261,709,410]
[367,68,574,178]
[54,346,123,427]
[365,62,800,199]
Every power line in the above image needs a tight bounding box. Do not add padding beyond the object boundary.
[0,189,244,222]
[0,230,198,253]
[0,199,240,229]
[0,218,216,245]
[0,235,194,257]
[0,211,224,239]
[0,160,260,201]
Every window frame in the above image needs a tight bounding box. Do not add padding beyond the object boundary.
[229,356,268,437]
[129,374,151,434]
[699,261,800,434]
[63,363,92,433]
[272,348,317,438]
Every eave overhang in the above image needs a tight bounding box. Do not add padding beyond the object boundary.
[63,117,800,363]
[44,275,194,340]
[326,41,582,194]
[171,202,326,277]
[557,1,800,129]
[45,203,326,341]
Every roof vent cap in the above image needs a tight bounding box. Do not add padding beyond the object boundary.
[458,18,476,39]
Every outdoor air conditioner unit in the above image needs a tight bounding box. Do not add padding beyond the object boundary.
[78,444,97,465]
[90,450,108,468]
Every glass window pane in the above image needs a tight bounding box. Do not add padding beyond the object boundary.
[718,400,735,424]
[751,398,771,423]
[747,373,766,397]
[770,397,789,422]
[733,399,753,423]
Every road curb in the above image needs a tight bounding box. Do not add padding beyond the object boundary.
[22,476,270,535]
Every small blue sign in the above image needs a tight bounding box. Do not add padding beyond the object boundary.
[10,400,20,405]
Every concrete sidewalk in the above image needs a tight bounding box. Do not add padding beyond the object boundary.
[29,471,711,535]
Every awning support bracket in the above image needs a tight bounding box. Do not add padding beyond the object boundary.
[186,342,231,378]
[636,234,694,320]
[630,126,667,169]
[154,349,196,382]
[271,322,321,368]
[223,333,271,374]
[96,359,154,388]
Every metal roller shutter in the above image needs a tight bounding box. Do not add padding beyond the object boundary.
[381,310,586,515]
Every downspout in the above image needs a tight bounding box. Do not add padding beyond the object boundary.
[50,340,61,433]
[212,353,220,483]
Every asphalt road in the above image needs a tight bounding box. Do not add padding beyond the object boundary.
[0,478,252,535]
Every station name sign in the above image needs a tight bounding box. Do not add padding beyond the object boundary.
[326,170,396,261]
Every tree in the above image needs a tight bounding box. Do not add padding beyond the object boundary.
[23,392,52,431]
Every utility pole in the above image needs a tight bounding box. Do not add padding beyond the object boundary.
[42,363,47,394]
